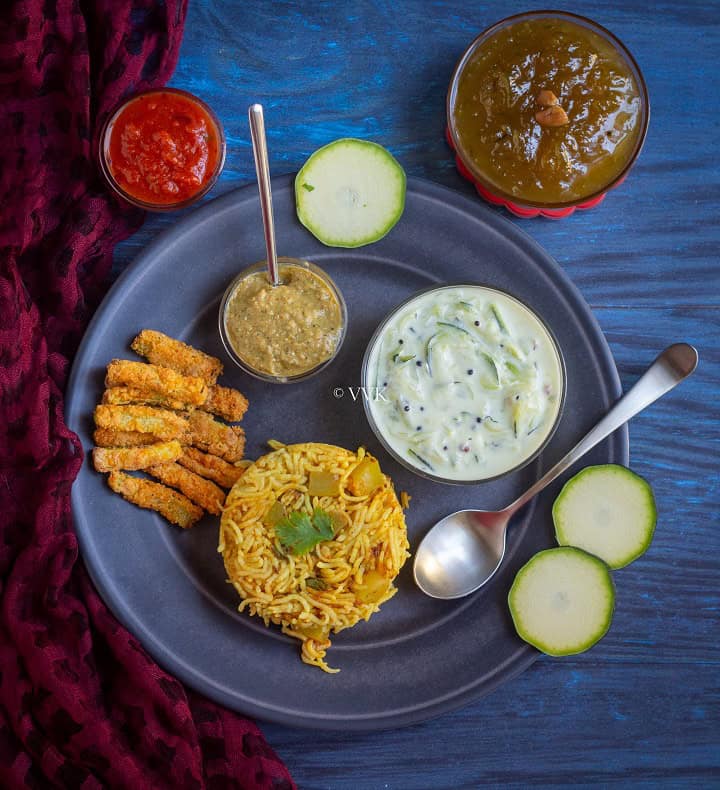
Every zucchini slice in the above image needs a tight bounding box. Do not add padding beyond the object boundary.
[553,464,657,569]
[295,138,406,248]
[509,547,615,656]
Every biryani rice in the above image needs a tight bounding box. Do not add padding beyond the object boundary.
[219,442,410,672]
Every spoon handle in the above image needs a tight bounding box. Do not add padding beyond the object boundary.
[248,104,280,286]
[509,343,698,514]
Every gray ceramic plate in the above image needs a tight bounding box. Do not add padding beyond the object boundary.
[66,176,627,730]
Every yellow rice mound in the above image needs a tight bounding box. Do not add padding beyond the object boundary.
[219,442,410,672]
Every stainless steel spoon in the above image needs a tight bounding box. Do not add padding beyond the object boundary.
[248,103,280,286]
[413,343,698,600]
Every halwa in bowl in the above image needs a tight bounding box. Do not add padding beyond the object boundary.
[447,11,649,214]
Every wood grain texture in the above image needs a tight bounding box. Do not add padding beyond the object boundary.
[106,1,719,786]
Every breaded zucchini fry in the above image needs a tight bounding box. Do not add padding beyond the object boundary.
[94,404,188,441]
[147,462,226,515]
[102,385,191,411]
[106,360,207,406]
[187,411,245,463]
[107,471,203,529]
[178,447,246,489]
[93,440,183,472]
[93,428,159,448]
[200,384,249,422]
[131,329,223,384]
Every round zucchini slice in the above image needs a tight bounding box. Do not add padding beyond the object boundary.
[553,464,657,569]
[508,547,615,656]
[295,138,406,248]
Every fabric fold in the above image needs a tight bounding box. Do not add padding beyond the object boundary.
[0,2,294,786]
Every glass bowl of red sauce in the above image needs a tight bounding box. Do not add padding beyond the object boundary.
[100,88,226,211]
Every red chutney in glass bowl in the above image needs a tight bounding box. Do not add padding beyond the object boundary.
[100,89,225,211]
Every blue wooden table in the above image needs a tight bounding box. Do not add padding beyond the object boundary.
[113,1,719,786]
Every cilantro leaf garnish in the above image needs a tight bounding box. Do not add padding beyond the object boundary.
[310,508,333,537]
[274,507,335,556]
[302,182,315,192]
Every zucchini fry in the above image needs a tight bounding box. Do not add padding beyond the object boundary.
[200,384,249,422]
[94,404,188,441]
[187,411,245,463]
[102,385,191,411]
[93,428,158,448]
[130,329,223,384]
[178,447,246,489]
[107,471,203,529]
[93,440,183,472]
[147,462,226,515]
[106,359,207,406]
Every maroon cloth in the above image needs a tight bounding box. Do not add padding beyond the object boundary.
[0,2,294,788]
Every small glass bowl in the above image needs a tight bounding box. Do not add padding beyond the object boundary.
[361,284,567,485]
[446,10,650,217]
[99,88,226,212]
[218,257,348,384]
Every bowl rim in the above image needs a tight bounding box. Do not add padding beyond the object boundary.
[446,9,651,210]
[218,257,348,384]
[98,87,227,212]
[361,282,567,485]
